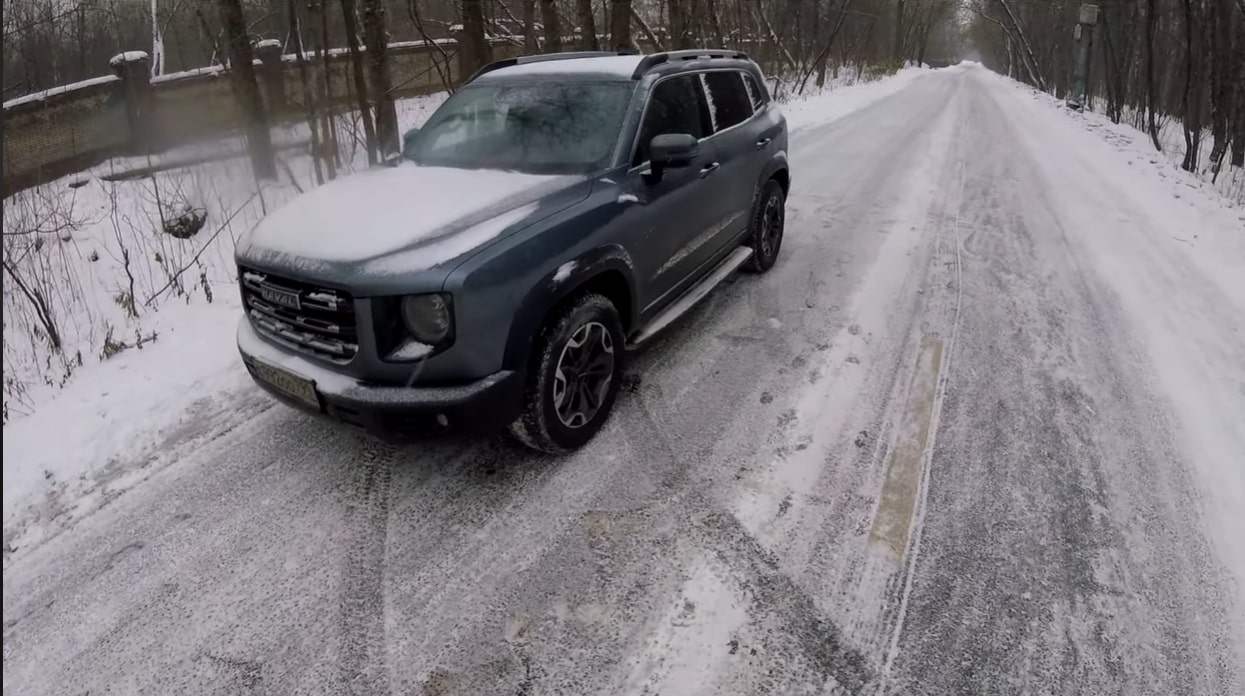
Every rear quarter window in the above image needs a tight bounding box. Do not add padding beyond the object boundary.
[741,72,767,111]
[699,71,754,132]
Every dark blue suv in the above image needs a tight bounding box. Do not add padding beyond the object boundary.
[235,49,790,452]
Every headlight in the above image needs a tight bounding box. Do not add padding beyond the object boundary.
[400,293,452,344]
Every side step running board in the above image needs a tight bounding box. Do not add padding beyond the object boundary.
[627,247,753,349]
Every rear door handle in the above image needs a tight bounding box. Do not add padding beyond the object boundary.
[755,138,772,150]
[699,162,721,178]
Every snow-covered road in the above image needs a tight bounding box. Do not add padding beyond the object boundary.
[4,65,1243,695]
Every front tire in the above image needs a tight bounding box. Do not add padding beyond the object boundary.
[744,179,786,273]
[509,293,626,453]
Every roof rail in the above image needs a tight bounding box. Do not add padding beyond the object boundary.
[465,50,640,84]
[630,49,751,79]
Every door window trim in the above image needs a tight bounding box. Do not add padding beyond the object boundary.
[626,68,767,171]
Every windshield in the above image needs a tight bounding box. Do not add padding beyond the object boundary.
[404,81,633,174]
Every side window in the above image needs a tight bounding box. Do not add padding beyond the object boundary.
[633,76,710,165]
[741,72,767,112]
[700,71,753,132]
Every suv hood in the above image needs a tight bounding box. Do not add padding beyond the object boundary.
[237,163,586,274]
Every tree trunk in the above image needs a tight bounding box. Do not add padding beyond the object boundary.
[1180,0,1202,171]
[631,4,664,52]
[523,0,539,53]
[540,0,563,52]
[893,0,906,63]
[1207,0,1232,173]
[706,0,724,48]
[288,0,324,185]
[1146,0,1163,151]
[340,0,378,165]
[462,0,493,74]
[361,0,397,158]
[318,0,340,179]
[218,0,276,180]
[1232,7,1245,167]
[997,0,1047,91]
[668,0,693,50]
[610,0,633,51]
[576,0,599,49]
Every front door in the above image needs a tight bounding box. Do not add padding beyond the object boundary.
[621,74,732,315]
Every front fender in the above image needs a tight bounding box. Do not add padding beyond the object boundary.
[502,245,637,371]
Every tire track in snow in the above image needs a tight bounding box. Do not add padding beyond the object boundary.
[336,436,395,695]
[877,128,969,693]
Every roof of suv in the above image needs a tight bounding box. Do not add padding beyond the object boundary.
[483,55,644,81]
[470,50,755,84]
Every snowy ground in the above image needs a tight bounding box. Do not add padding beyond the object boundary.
[3,64,1244,694]
[1,94,444,531]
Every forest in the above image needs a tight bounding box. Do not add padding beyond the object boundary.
[967,0,1245,173]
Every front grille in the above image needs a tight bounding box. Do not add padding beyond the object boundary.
[239,267,358,361]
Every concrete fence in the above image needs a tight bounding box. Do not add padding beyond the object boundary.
[1,37,527,195]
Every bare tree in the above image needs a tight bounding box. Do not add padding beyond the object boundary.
[361,0,398,157]
[540,0,562,52]
[577,0,599,50]
[610,0,633,52]
[217,0,276,180]
[340,0,379,165]
[523,0,539,53]
[461,0,492,74]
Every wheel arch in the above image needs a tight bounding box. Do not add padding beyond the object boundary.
[502,246,637,371]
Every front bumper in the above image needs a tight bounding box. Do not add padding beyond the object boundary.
[237,318,524,438]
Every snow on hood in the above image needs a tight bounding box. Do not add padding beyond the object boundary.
[237,164,581,268]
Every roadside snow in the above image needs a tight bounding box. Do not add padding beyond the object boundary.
[780,66,931,134]
[2,93,448,537]
[980,66,1245,642]
[2,302,253,537]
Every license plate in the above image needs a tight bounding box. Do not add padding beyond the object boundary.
[251,360,320,409]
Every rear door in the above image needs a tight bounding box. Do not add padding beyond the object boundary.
[696,70,765,259]
[624,74,725,313]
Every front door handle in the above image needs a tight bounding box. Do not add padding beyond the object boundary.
[699,162,721,178]
[755,137,772,150]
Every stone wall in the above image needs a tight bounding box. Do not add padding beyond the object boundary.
[1,39,487,195]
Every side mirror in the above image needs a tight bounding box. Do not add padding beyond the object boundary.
[648,133,699,180]
[401,127,421,159]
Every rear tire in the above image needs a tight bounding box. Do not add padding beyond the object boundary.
[509,293,626,454]
[744,179,786,273]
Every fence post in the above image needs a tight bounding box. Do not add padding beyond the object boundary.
[452,28,472,85]
[254,39,286,117]
[110,51,155,151]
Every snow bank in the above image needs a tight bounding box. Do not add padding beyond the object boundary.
[780,66,932,134]
[109,51,149,67]
[2,75,121,110]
